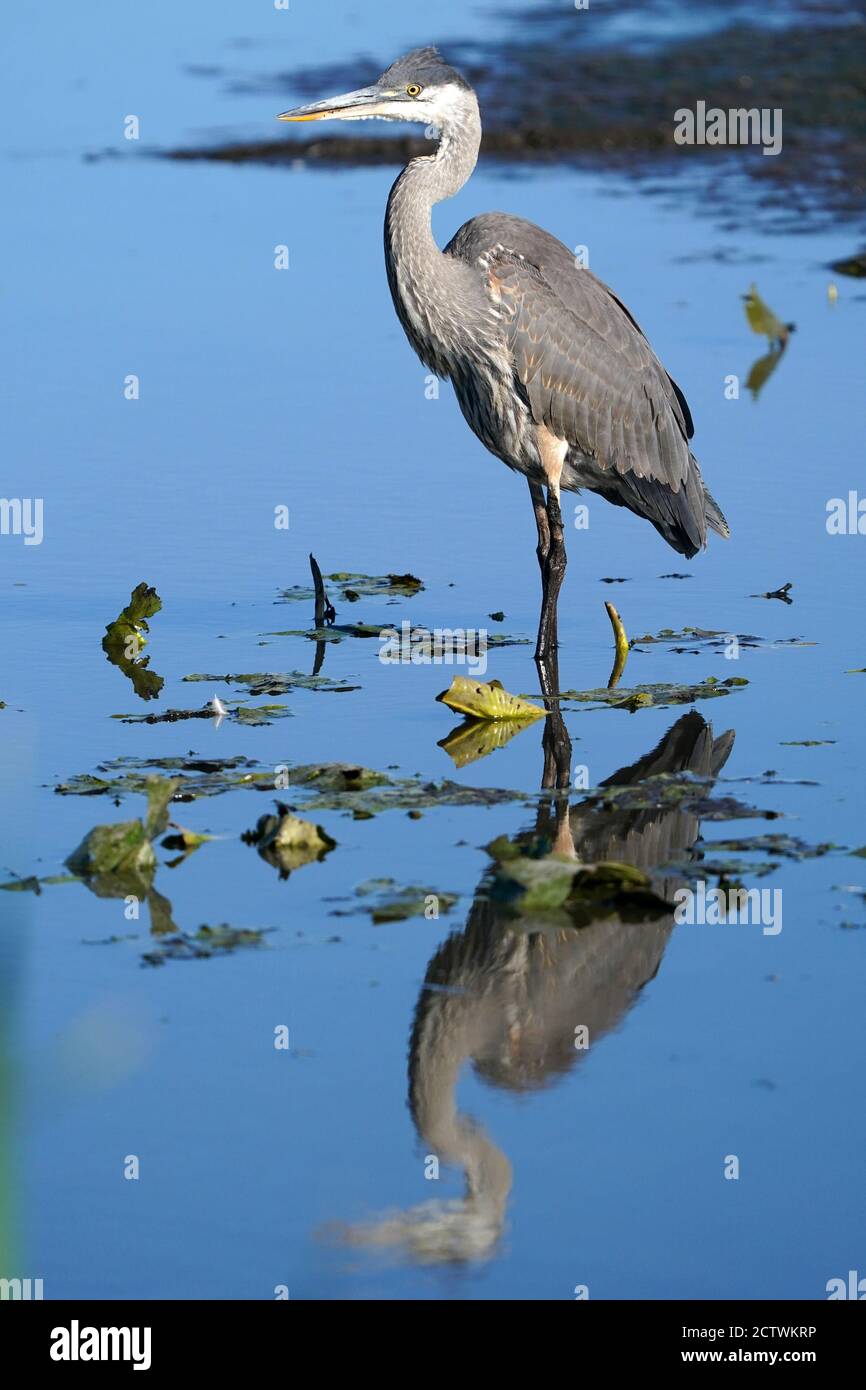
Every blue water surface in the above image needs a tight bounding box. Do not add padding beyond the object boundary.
[1,0,864,1300]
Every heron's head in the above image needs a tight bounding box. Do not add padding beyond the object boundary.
[277,46,475,133]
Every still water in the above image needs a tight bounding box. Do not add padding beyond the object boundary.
[2,1,864,1298]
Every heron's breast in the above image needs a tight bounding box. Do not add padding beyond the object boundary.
[450,350,534,470]
[387,255,533,466]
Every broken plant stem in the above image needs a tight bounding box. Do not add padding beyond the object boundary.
[309,553,336,627]
[605,601,629,690]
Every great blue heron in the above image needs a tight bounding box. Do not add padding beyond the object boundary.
[279,47,730,659]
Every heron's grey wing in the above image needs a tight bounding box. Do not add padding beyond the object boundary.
[448,213,693,460]
[447,215,716,553]
[491,255,690,483]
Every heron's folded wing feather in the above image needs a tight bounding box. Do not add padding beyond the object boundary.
[487,254,692,491]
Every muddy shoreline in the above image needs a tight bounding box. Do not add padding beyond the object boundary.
[159,9,866,228]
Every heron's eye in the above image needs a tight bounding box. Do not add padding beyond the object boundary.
[406,84,422,97]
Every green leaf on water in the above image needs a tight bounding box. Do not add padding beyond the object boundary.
[234,704,293,725]
[489,849,672,925]
[116,701,294,725]
[55,755,269,801]
[630,627,813,652]
[780,740,836,747]
[242,803,337,877]
[0,873,80,893]
[278,572,424,602]
[183,671,359,695]
[64,776,180,897]
[55,757,533,815]
[560,678,749,710]
[142,923,269,966]
[438,676,546,722]
[264,623,383,642]
[101,582,164,701]
[66,818,155,882]
[0,874,43,894]
[342,879,458,924]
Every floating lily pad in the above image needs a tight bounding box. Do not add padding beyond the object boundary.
[242,803,337,877]
[338,878,458,924]
[63,777,180,912]
[438,676,546,722]
[265,622,384,642]
[490,849,672,926]
[142,923,269,966]
[66,777,177,881]
[779,740,836,747]
[561,678,749,710]
[698,834,836,859]
[632,625,736,645]
[233,704,293,725]
[55,757,533,816]
[266,623,528,651]
[292,764,533,818]
[631,625,812,652]
[55,754,270,801]
[383,628,528,657]
[681,858,780,880]
[114,704,217,724]
[183,671,359,695]
[116,701,293,725]
[277,572,424,602]
[0,873,78,893]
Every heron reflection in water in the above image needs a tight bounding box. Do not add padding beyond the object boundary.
[328,666,734,1264]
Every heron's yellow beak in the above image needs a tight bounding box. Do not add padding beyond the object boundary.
[277,85,388,123]
[278,108,336,123]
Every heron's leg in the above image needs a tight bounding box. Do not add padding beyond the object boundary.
[528,479,550,571]
[533,428,568,659]
[535,486,567,659]
[535,642,572,795]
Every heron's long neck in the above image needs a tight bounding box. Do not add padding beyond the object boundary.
[384,100,484,368]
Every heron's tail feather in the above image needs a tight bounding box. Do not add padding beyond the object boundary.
[563,452,729,555]
[703,484,730,540]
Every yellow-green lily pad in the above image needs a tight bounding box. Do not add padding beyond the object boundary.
[437,677,546,723]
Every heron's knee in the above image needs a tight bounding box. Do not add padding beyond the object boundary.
[543,531,567,596]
